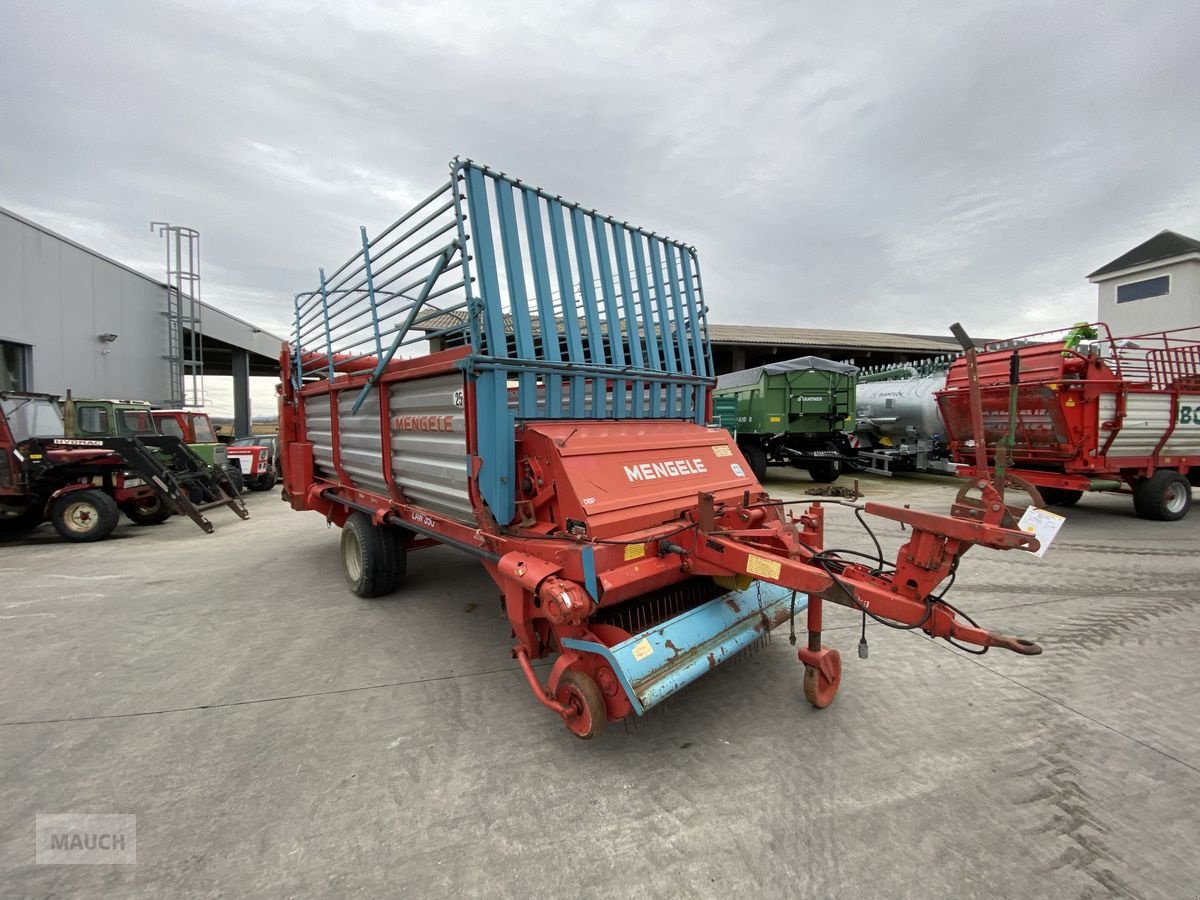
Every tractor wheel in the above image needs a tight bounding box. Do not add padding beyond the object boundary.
[742,442,768,483]
[807,442,842,484]
[1133,471,1192,521]
[251,474,275,492]
[341,511,399,598]
[224,466,245,495]
[0,500,46,538]
[50,490,120,543]
[802,648,842,709]
[1040,488,1083,507]
[555,670,607,740]
[121,495,173,526]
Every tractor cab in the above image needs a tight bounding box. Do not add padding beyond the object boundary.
[150,410,243,492]
[67,398,157,439]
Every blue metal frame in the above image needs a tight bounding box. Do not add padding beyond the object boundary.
[562,584,807,715]
[291,158,713,526]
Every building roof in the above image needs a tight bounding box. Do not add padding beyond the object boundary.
[0,204,286,362]
[706,324,962,353]
[1088,229,1200,280]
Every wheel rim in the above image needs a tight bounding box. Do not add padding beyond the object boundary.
[557,685,594,737]
[343,529,363,582]
[63,500,98,534]
[1165,481,1188,514]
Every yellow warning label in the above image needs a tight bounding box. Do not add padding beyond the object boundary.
[624,542,646,561]
[712,444,733,457]
[746,554,782,580]
[632,638,654,661]
[769,416,782,423]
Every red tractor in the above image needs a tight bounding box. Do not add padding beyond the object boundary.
[1,392,247,542]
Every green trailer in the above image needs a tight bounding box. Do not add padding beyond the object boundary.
[713,356,858,482]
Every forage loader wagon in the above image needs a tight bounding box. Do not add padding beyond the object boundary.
[280,159,1043,739]
[937,323,1200,520]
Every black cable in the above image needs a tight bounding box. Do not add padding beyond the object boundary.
[853,506,886,573]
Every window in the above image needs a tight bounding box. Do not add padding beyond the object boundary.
[156,417,185,439]
[1117,275,1170,304]
[117,409,156,436]
[76,406,110,435]
[1,340,30,391]
[0,396,63,441]
[189,415,217,443]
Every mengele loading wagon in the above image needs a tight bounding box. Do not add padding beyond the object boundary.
[279,159,1045,738]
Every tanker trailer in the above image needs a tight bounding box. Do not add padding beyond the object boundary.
[713,356,858,483]
[853,358,958,476]
[280,158,1045,739]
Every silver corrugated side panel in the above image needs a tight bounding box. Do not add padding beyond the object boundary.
[1099,393,1172,457]
[305,394,334,478]
[389,373,473,522]
[337,390,388,495]
[1164,393,1200,456]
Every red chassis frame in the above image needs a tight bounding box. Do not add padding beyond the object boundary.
[281,346,1042,727]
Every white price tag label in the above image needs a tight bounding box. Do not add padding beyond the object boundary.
[1018,506,1065,558]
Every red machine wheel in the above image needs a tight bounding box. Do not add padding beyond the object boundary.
[802,648,842,709]
[555,670,607,740]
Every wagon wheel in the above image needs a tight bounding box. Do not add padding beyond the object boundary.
[802,648,842,709]
[555,670,607,740]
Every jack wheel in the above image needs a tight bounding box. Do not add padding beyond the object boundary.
[802,648,842,709]
[555,670,607,740]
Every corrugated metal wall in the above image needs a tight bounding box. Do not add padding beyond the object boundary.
[389,374,471,522]
[0,209,172,401]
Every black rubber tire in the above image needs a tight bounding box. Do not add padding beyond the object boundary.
[121,496,173,525]
[50,489,120,542]
[1133,471,1192,521]
[0,500,46,538]
[742,442,768,483]
[807,442,842,484]
[384,524,411,592]
[341,511,399,598]
[224,466,245,495]
[247,474,274,492]
[1040,488,1083,508]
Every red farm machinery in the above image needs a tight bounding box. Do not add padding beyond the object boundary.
[1,391,247,542]
[280,159,1045,739]
[937,323,1200,521]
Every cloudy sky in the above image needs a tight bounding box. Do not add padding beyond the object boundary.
[4,0,1199,350]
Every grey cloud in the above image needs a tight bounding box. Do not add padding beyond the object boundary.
[2,0,1197,345]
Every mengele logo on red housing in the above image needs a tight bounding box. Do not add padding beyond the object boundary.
[392,415,454,432]
[623,458,708,482]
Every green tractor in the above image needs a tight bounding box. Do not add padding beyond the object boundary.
[64,397,245,497]
[713,356,859,483]
[149,409,246,493]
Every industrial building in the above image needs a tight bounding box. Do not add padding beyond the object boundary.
[0,206,282,436]
[1090,229,1200,336]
